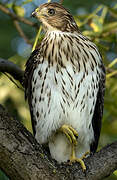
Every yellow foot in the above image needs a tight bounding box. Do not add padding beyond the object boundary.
[70,144,86,172]
[70,156,86,172]
[81,151,90,160]
[59,124,78,145]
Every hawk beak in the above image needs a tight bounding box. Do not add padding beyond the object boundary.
[31,8,42,18]
[31,11,37,17]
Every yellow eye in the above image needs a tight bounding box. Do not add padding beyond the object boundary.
[48,8,55,16]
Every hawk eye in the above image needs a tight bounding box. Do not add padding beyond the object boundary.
[48,8,55,16]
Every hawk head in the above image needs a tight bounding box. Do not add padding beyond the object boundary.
[32,2,78,32]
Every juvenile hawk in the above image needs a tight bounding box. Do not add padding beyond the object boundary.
[24,2,105,171]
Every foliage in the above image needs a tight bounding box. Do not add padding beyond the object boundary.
[0,0,117,179]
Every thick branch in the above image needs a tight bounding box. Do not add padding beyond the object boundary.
[0,58,24,86]
[0,104,117,180]
[0,4,38,28]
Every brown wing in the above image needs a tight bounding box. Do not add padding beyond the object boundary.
[90,64,106,153]
[23,49,40,135]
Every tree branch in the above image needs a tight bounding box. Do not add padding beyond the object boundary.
[0,58,24,86]
[59,0,64,4]
[0,104,117,180]
[106,67,117,79]
[0,4,38,28]
[13,20,32,45]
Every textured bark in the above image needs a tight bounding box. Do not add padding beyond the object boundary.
[0,104,117,180]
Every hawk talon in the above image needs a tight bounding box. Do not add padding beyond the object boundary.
[70,144,86,172]
[81,151,90,160]
[59,124,78,145]
[70,157,86,172]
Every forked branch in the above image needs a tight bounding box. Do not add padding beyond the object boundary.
[0,4,38,28]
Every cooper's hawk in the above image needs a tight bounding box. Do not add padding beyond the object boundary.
[24,2,105,171]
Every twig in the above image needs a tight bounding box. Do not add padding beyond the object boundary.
[0,4,38,28]
[107,58,117,69]
[106,67,117,78]
[0,58,24,86]
[32,25,42,52]
[59,0,64,4]
[106,70,117,78]
[13,20,32,45]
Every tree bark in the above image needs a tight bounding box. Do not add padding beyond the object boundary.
[0,104,117,180]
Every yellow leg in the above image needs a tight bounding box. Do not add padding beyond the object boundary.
[59,124,86,171]
[59,124,78,145]
[70,144,86,172]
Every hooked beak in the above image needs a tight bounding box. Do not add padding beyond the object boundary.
[31,8,40,18]
[31,8,43,19]
[31,7,47,18]
[31,11,37,17]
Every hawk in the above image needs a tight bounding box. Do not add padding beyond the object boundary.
[24,2,105,171]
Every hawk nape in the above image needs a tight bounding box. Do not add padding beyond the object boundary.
[24,2,105,171]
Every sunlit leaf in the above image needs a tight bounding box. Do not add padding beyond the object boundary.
[22,0,33,5]
[109,8,117,18]
[12,5,25,17]
[5,3,13,9]
[114,170,117,177]
[90,18,103,32]
[103,22,117,33]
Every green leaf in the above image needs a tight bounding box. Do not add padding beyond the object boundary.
[108,8,117,18]
[90,17,103,32]
[22,0,34,5]
[103,22,117,33]
[12,5,25,17]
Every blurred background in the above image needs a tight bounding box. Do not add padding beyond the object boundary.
[0,0,117,179]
